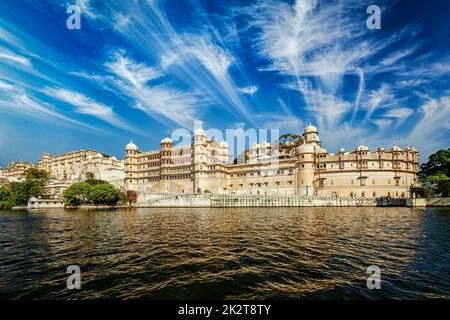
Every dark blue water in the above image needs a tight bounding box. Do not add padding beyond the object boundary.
[0,207,449,299]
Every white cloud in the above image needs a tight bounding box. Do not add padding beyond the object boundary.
[362,83,396,121]
[0,79,14,90]
[0,51,31,68]
[186,35,234,80]
[0,93,101,132]
[104,51,200,127]
[41,87,134,132]
[237,86,258,95]
[105,51,163,87]
[372,119,393,129]
[405,96,450,158]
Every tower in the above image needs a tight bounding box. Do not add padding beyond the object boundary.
[125,141,138,190]
[39,152,52,173]
[193,128,207,193]
[296,143,316,196]
[296,123,320,196]
[160,138,173,192]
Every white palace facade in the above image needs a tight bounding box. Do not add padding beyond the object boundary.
[125,124,420,198]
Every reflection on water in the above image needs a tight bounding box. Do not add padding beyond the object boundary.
[0,207,449,299]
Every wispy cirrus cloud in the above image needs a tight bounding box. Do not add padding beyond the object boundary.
[41,86,136,133]
[237,86,258,95]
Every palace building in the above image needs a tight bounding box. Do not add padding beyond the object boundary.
[5,161,35,182]
[37,150,125,186]
[125,124,420,198]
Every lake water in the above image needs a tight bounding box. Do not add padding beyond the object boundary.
[0,207,449,299]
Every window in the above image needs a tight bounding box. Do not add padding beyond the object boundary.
[373,191,376,197]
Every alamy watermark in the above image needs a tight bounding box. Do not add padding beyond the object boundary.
[66,5,81,30]
[66,265,81,289]
[367,5,381,30]
[366,265,381,290]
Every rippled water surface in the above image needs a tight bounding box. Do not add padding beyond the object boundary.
[0,207,449,299]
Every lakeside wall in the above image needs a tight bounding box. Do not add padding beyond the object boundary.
[135,192,406,208]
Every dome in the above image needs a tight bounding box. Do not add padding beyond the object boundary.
[296,143,315,154]
[391,145,401,152]
[220,141,228,148]
[317,147,327,154]
[356,145,369,151]
[194,128,206,136]
[160,137,172,144]
[304,123,318,133]
[126,140,137,151]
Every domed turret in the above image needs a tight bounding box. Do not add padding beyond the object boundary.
[220,141,228,148]
[126,140,138,151]
[160,137,173,144]
[356,145,369,152]
[304,123,318,133]
[194,128,206,136]
[303,123,320,146]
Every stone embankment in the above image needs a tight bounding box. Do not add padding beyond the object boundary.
[135,192,407,208]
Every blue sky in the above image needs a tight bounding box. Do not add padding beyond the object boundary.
[0,0,449,167]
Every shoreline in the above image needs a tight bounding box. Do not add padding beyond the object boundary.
[7,195,450,210]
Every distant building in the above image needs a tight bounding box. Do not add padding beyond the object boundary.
[37,150,125,187]
[5,161,35,182]
[0,167,7,186]
[125,124,419,198]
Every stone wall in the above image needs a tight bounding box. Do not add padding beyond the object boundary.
[135,192,406,208]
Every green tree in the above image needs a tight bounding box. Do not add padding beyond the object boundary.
[0,187,11,209]
[24,168,49,181]
[279,133,304,155]
[8,182,33,207]
[63,182,91,206]
[87,183,119,205]
[85,172,107,186]
[419,148,450,197]
[118,191,129,204]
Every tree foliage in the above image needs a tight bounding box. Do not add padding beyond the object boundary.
[0,168,50,208]
[63,181,126,207]
[0,187,11,209]
[87,183,119,205]
[279,133,304,155]
[63,182,92,206]
[419,148,450,197]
